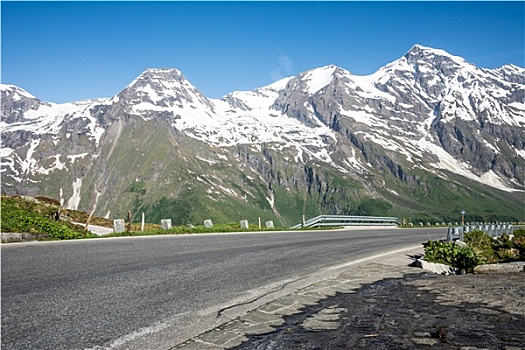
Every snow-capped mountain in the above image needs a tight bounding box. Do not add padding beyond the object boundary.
[1,45,524,224]
[271,45,525,191]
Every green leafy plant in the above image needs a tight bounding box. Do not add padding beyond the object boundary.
[513,229,525,260]
[424,229,525,273]
[463,229,525,263]
[463,230,498,264]
[490,229,525,262]
[423,240,479,273]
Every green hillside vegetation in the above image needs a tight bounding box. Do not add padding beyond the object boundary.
[377,168,524,224]
[1,196,96,240]
[0,195,299,241]
[2,116,522,227]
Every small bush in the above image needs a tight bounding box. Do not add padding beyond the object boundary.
[463,230,498,264]
[423,240,479,273]
[513,229,525,238]
[493,230,525,261]
[513,229,525,256]
[513,230,525,260]
[424,229,525,273]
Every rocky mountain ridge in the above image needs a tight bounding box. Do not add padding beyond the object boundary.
[1,45,524,225]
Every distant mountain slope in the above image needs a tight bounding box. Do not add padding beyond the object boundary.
[1,45,524,225]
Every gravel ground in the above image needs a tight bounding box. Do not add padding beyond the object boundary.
[233,272,525,350]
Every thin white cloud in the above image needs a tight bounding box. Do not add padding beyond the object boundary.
[271,49,294,81]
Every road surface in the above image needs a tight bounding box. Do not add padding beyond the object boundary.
[1,228,445,350]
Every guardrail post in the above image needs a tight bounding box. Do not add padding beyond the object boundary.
[113,219,125,233]
[161,219,172,230]
[447,227,454,242]
[204,219,213,229]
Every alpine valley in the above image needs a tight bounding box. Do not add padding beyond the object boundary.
[1,45,524,226]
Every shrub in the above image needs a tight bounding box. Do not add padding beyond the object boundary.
[513,229,525,259]
[425,229,525,273]
[463,230,498,264]
[423,240,479,273]
[513,229,525,238]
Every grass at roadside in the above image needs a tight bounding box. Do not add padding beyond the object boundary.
[1,196,96,240]
[101,222,288,238]
[1,195,332,241]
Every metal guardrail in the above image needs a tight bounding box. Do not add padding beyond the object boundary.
[292,215,401,229]
[445,224,514,242]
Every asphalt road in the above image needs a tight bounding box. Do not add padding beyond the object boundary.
[1,227,445,350]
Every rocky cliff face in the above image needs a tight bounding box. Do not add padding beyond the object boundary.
[1,45,524,224]
[0,84,45,123]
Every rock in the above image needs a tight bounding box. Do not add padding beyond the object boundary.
[454,240,467,247]
[204,219,213,228]
[414,259,460,275]
[474,262,525,274]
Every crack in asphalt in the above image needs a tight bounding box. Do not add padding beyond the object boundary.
[216,276,309,318]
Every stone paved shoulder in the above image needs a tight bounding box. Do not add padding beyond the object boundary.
[171,256,419,349]
[172,251,524,350]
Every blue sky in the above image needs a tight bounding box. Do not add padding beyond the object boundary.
[2,1,524,103]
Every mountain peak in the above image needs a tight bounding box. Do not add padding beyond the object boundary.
[127,68,187,88]
[139,68,184,79]
[112,67,213,117]
[0,84,39,101]
[118,67,197,98]
[405,44,466,65]
[300,65,340,94]
[493,63,525,84]
[498,63,525,73]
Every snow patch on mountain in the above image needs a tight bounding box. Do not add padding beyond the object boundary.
[303,65,337,94]
[67,153,89,164]
[1,97,107,146]
[17,139,40,175]
[36,155,67,175]
[348,72,397,103]
[421,140,518,192]
[66,178,83,210]
[221,77,292,110]
[196,156,216,165]
[0,147,14,158]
